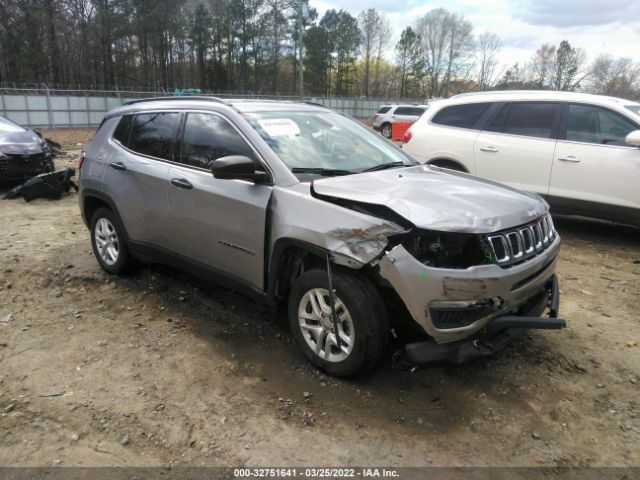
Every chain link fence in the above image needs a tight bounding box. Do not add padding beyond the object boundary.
[0,85,427,129]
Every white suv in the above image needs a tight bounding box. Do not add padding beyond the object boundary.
[403,91,640,227]
[372,104,428,138]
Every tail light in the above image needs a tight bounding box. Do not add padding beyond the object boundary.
[78,151,86,170]
[403,127,413,144]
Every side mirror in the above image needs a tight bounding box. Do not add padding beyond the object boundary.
[211,155,268,182]
[625,130,640,147]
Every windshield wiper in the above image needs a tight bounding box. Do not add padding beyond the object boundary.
[291,167,353,176]
[360,161,409,173]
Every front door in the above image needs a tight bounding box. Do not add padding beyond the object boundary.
[166,112,272,290]
[550,103,640,222]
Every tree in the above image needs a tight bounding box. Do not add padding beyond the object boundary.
[475,32,501,91]
[551,40,587,91]
[395,26,423,98]
[189,3,212,88]
[357,8,390,97]
[415,8,473,98]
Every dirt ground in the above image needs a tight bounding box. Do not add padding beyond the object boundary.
[0,141,639,469]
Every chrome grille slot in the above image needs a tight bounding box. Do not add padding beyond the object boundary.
[520,228,534,254]
[488,235,509,262]
[486,214,556,267]
[507,232,524,259]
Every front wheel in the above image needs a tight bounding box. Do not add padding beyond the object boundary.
[288,269,388,377]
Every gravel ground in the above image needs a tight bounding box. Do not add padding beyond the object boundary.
[0,147,639,468]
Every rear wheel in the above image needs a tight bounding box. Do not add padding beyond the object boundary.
[90,207,135,275]
[288,268,388,377]
[381,123,392,138]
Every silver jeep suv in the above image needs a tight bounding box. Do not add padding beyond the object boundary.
[79,97,565,377]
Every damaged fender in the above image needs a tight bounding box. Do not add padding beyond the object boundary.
[269,184,406,268]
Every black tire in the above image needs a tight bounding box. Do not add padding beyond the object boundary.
[429,159,466,172]
[380,123,392,139]
[90,207,135,275]
[288,268,389,377]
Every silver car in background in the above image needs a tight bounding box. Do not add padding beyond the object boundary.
[79,97,565,377]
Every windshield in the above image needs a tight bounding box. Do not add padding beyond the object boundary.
[625,105,640,117]
[0,116,25,134]
[245,110,415,175]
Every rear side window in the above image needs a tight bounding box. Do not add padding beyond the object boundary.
[394,106,424,116]
[179,113,256,169]
[129,113,180,161]
[566,104,637,146]
[377,107,391,114]
[490,103,558,139]
[113,115,133,146]
[432,103,491,129]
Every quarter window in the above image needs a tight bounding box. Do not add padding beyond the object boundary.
[497,103,558,139]
[566,104,637,146]
[376,106,391,114]
[113,115,133,146]
[179,113,256,170]
[432,103,491,129]
[128,113,180,161]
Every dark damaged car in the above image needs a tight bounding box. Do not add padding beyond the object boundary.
[78,97,565,377]
[0,115,54,182]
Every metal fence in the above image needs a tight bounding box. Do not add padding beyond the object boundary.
[0,86,426,129]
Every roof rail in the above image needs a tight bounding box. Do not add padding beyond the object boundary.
[123,95,231,106]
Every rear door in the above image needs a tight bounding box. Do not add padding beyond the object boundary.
[474,102,561,195]
[102,112,179,246]
[550,103,640,220]
[165,112,273,290]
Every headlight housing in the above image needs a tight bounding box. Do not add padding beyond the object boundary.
[389,230,492,269]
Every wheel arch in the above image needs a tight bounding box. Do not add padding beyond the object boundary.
[426,157,469,173]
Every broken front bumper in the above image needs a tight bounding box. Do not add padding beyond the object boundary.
[404,275,565,365]
[376,235,562,344]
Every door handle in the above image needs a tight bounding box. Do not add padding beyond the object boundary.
[170,178,193,190]
[110,161,126,171]
[558,155,580,163]
[480,146,498,153]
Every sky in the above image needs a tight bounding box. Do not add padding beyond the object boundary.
[312,0,640,70]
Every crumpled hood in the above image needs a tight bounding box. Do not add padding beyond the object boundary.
[0,130,48,155]
[311,165,548,233]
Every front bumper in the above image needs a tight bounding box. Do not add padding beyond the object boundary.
[405,275,565,365]
[376,234,562,343]
[0,154,54,180]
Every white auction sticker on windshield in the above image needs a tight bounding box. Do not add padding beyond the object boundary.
[258,118,300,137]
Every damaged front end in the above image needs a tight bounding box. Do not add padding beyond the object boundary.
[373,214,564,353]
[272,180,565,365]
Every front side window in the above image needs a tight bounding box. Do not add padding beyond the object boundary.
[432,103,491,129]
[499,103,558,139]
[566,104,637,146]
[179,113,256,169]
[128,112,180,161]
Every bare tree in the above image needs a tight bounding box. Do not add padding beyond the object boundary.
[415,8,473,98]
[531,43,555,88]
[475,31,501,90]
[357,8,380,97]
[587,54,640,99]
[372,13,391,97]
